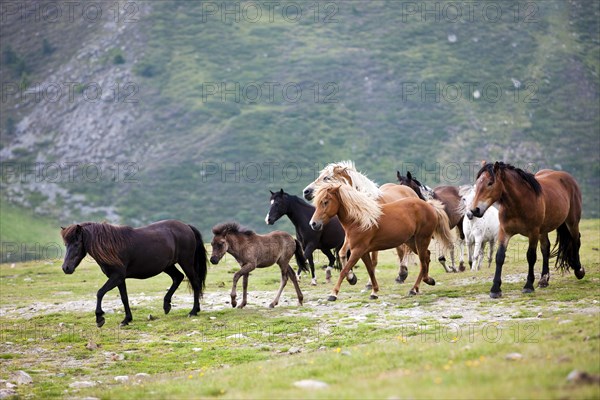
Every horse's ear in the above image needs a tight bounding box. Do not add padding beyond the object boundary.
[407,171,413,180]
[396,171,401,180]
[269,190,274,195]
[60,226,65,230]
[493,162,500,173]
[75,224,82,234]
[481,160,487,167]
[279,188,284,195]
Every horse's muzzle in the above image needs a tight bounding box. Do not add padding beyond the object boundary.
[209,256,220,265]
[310,220,323,231]
[303,189,314,201]
[62,265,74,274]
[467,208,481,219]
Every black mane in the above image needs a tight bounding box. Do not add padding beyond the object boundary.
[477,162,542,196]
[212,221,254,236]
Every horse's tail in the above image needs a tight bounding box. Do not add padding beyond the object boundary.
[551,223,581,272]
[294,239,309,273]
[427,199,454,253]
[334,245,342,270]
[188,225,208,295]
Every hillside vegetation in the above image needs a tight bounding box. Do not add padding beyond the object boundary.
[1,1,598,240]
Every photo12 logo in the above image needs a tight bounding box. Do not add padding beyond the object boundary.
[400,2,539,24]
[0,2,139,24]
[198,2,339,24]
[1,162,139,184]
[400,81,539,104]
[200,81,339,104]
[2,82,139,104]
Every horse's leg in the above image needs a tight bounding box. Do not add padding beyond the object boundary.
[162,265,184,314]
[468,240,475,270]
[239,273,249,309]
[538,233,551,288]
[329,248,364,301]
[231,263,255,308]
[487,239,495,269]
[117,282,133,326]
[287,265,304,306]
[522,233,540,293]
[409,240,432,296]
[340,240,358,286]
[395,245,409,284]
[95,273,125,328]
[364,251,378,289]
[270,264,290,308]
[457,237,466,272]
[490,231,512,298]
[304,243,318,286]
[473,240,483,271]
[567,222,585,279]
[361,253,379,299]
[321,247,336,284]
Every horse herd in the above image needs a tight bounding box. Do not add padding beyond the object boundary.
[60,161,586,327]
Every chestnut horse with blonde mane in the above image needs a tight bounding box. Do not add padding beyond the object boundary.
[467,162,585,298]
[309,184,454,300]
[303,161,418,285]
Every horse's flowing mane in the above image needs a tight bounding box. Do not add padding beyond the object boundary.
[314,183,382,231]
[477,162,542,196]
[61,222,133,268]
[316,160,382,199]
[212,222,254,236]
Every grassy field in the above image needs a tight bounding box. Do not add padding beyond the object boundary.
[0,220,598,399]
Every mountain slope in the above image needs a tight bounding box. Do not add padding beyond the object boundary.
[1,0,598,236]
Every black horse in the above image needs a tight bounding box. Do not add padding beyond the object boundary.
[60,220,208,327]
[266,189,344,285]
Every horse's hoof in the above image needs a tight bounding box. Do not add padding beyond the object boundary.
[575,268,585,280]
[369,294,379,300]
[311,279,317,286]
[96,318,105,328]
[188,311,198,317]
[438,256,446,263]
[163,304,171,315]
[458,264,466,272]
[450,267,458,273]
[327,295,337,302]
[424,277,436,286]
[120,321,130,327]
[395,275,405,284]
[365,282,373,290]
[522,287,534,294]
[408,289,417,296]
[538,275,549,288]
[489,291,502,299]
[231,302,237,308]
[325,270,332,281]
[348,274,358,286]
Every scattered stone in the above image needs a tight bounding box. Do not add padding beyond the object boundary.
[558,356,572,363]
[536,312,543,318]
[448,34,457,43]
[134,373,150,380]
[505,353,523,361]
[341,351,352,356]
[0,389,17,398]
[108,353,124,361]
[85,340,99,351]
[567,370,600,384]
[318,346,327,351]
[114,376,129,383]
[147,314,157,321]
[288,347,301,354]
[209,316,217,320]
[10,370,32,385]
[69,381,97,389]
[559,320,572,325]
[294,379,329,389]
[226,334,247,340]
[4,384,16,390]
[192,348,202,352]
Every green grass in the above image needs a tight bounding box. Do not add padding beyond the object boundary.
[0,198,62,262]
[0,220,598,398]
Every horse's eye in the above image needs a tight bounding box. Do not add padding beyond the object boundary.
[487,181,493,186]
[323,177,330,181]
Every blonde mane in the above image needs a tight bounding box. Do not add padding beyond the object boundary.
[314,183,382,231]
[314,160,382,199]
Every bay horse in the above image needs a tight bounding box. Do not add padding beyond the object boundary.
[467,162,585,298]
[209,222,305,308]
[309,183,454,300]
[304,161,417,285]
[60,220,208,327]
[397,171,466,272]
[460,186,499,271]
[265,189,344,285]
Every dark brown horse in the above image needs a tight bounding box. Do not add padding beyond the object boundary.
[467,162,585,298]
[309,184,454,300]
[210,222,305,308]
[397,171,466,272]
[60,220,208,327]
